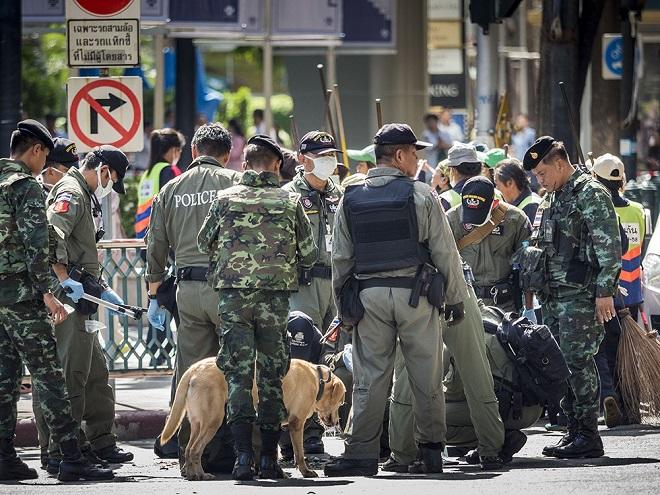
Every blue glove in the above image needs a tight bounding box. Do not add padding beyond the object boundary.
[148,299,167,330]
[102,288,125,317]
[60,278,84,303]
[523,308,538,324]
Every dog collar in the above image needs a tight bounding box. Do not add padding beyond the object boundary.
[315,365,333,402]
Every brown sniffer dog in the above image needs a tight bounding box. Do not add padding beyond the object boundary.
[160,357,346,480]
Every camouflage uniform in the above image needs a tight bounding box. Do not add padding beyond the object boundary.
[532,170,621,425]
[198,169,316,428]
[0,158,78,445]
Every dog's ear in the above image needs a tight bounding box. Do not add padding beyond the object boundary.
[328,377,346,406]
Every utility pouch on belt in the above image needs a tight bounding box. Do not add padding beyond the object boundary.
[68,264,104,315]
[513,245,547,292]
[426,271,446,309]
[339,277,365,326]
[491,279,514,306]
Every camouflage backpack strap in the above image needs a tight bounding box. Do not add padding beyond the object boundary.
[456,203,509,251]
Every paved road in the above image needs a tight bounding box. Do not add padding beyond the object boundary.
[2,422,659,495]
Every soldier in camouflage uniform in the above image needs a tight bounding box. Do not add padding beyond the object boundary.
[198,134,316,480]
[0,120,112,482]
[522,137,621,459]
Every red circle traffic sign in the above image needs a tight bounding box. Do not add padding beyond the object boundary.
[73,0,134,17]
[69,79,141,149]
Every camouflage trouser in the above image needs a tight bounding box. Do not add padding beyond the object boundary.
[216,289,291,430]
[0,300,78,444]
[543,296,604,423]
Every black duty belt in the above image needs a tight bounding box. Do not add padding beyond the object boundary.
[310,264,332,279]
[176,266,208,282]
[359,277,416,291]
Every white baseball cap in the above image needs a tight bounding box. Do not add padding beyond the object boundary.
[593,153,625,180]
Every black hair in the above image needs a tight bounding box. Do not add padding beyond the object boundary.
[191,123,232,159]
[596,175,623,192]
[148,128,186,172]
[9,131,41,157]
[423,113,439,122]
[80,151,103,171]
[244,143,278,169]
[494,158,530,191]
[541,141,570,165]
[228,118,245,138]
[253,109,264,119]
[374,143,412,162]
[455,162,482,177]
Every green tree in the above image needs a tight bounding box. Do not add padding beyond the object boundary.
[21,32,69,119]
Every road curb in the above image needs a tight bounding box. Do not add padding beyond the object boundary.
[15,410,168,448]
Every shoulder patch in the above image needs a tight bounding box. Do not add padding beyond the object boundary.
[53,200,70,213]
[55,192,73,203]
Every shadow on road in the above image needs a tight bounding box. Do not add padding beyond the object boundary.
[509,456,660,470]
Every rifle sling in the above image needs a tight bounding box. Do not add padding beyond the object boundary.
[456,203,508,251]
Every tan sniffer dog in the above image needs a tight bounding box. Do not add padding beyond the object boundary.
[160,357,346,480]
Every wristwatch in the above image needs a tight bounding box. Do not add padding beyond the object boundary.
[148,293,157,300]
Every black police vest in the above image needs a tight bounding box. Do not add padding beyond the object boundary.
[343,177,428,274]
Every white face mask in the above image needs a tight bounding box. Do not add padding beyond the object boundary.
[308,155,337,181]
[95,166,114,199]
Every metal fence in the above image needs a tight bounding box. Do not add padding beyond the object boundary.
[98,240,176,374]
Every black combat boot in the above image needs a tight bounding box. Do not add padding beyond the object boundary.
[230,423,255,481]
[0,437,38,480]
[93,444,134,463]
[542,415,578,457]
[57,438,114,482]
[258,428,288,479]
[552,417,604,459]
[40,448,49,470]
[324,456,378,477]
[408,442,443,474]
[499,429,528,464]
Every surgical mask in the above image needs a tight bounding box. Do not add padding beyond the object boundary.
[473,201,497,227]
[307,155,337,181]
[95,166,114,199]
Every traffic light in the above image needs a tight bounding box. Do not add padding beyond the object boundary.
[469,0,523,33]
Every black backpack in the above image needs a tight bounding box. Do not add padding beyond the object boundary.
[485,310,571,420]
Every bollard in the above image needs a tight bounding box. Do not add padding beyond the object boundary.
[624,179,642,204]
[640,179,658,227]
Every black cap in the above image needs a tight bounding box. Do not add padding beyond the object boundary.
[48,138,79,168]
[247,134,284,165]
[93,145,129,194]
[523,136,556,171]
[373,123,432,150]
[17,119,54,151]
[299,131,341,155]
[461,176,495,226]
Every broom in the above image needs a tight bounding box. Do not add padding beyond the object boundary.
[616,307,660,420]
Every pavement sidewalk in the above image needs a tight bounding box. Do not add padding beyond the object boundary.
[15,375,173,447]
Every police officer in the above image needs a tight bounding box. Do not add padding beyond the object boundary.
[198,135,316,480]
[283,130,343,453]
[450,305,542,463]
[146,123,240,474]
[447,176,533,315]
[0,120,112,482]
[439,142,484,210]
[39,137,79,194]
[522,137,621,459]
[386,264,507,472]
[592,153,646,427]
[32,136,78,465]
[44,145,133,469]
[283,131,342,332]
[325,123,468,477]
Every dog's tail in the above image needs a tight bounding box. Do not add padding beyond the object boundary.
[160,368,192,445]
